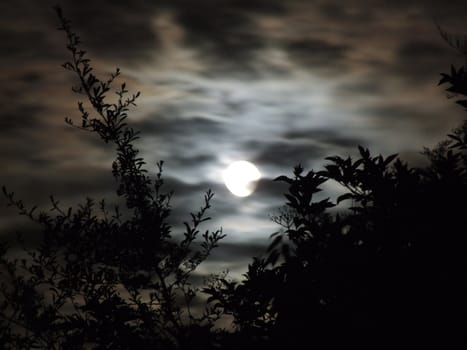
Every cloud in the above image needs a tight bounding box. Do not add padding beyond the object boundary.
[0,103,45,134]
[1,165,116,206]
[132,114,227,179]
[160,0,285,76]
[250,140,326,168]
[2,0,467,284]
[284,39,351,73]
[56,0,160,63]
[0,28,51,59]
[394,40,455,82]
[283,128,367,149]
[134,114,226,139]
[317,3,375,23]
[335,79,386,95]
[169,0,285,49]
[207,241,266,263]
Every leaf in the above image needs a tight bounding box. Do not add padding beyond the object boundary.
[284,194,300,209]
[325,155,341,163]
[265,250,279,266]
[337,193,353,204]
[274,175,293,184]
[438,73,451,86]
[293,164,304,176]
[384,153,398,166]
[267,235,282,253]
[358,145,370,158]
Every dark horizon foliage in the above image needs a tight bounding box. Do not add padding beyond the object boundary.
[205,56,467,348]
[0,7,225,349]
[1,6,466,349]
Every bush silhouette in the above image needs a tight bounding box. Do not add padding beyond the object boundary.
[0,8,225,349]
[207,145,466,348]
[205,51,467,350]
[1,6,466,350]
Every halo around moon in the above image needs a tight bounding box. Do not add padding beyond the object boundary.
[223,161,261,197]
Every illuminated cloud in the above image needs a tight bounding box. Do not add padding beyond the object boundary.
[1,0,467,277]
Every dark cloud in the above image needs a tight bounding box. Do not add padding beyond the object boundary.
[283,128,367,149]
[134,115,227,167]
[0,29,50,58]
[56,0,160,63]
[2,0,467,282]
[336,80,386,95]
[398,40,446,58]
[18,72,43,84]
[166,154,217,168]
[255,177,288,202]
[317,0,467,21]
[318,2,377,24]
[163,177,214,199]
[251,140,326,168]
[0,104,45,133]
[0,110,72,178]
[160,178,229,227]
[167,0,285,15]
[284,38,351,73]
[178,16,262,74]
[79,113,226,169]
[168,0,285,75]
[362,104,428,122]
[225,0,285,14]
[135,115,225,138]
[208,241,266,262]
[0,0,161,65]
[395,40,455,82]
[174,4,253,52]
[1,165,116,206]
[0,164,120,248]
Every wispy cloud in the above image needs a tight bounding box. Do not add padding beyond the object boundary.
[1,0,467,277]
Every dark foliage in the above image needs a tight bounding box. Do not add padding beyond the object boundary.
[0,7,225,349]
[206,65,467,349]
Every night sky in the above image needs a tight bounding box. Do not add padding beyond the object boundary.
[1,0,467,279]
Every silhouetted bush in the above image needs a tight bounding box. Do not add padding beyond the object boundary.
[0,8,225,349]
[206,56,467,350]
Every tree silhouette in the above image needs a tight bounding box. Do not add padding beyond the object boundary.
[0,7,225,349]
[206,59,467,349]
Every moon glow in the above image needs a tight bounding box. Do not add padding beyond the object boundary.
[223,161,261,197]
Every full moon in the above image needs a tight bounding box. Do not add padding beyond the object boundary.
[223,161,261,197]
